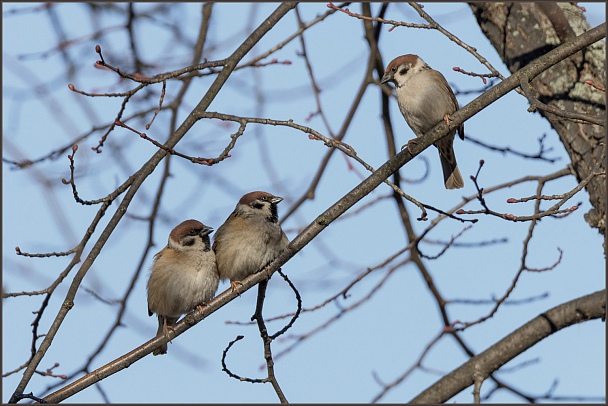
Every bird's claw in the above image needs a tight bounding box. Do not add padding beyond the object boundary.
[401,138,418,151]
[443,113,452,126]
[162,321,175,343]
[230,280,243,295]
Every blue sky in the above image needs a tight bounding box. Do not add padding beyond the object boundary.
[3,2,605,403]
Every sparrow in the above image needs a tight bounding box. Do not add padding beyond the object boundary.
[147,219,219,355]
[212,191,289,292]
[381,54,465,189]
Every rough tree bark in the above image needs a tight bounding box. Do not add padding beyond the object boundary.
[470,2,606,245]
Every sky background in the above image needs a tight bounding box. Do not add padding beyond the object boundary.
[3,2,606,403]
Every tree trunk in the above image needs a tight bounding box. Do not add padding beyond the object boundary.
[470,2,606,244]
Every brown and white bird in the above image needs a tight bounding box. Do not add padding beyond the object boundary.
[381,54,465,189]
[147,219,219,355]
[212,191,289,292]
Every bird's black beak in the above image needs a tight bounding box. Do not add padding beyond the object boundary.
[380,73,392,84]
[269,196,283,204]
[200,226,214,237]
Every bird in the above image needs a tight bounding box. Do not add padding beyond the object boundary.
[381,54,465,189]
[212,191,289,293]
[147,219,219,355]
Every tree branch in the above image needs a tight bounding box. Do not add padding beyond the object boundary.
[411,289,606,403]
[9,3,298,403]
[16,15,604,405]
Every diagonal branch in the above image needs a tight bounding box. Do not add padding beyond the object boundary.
[28,18,605,405]
[410,289,606,404]
[9,3,298,403]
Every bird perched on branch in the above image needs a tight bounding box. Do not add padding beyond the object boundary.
[213,191,289,293]
[147,219,219,355]
[381,54,465,189]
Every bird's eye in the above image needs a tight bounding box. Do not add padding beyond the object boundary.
[391,66,397,72]
[189,229,198,236]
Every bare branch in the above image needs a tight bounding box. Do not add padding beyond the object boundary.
[411,290,606,404]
